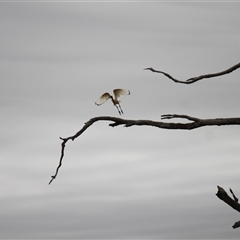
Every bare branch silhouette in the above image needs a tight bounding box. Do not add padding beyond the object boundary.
[49,115,240,184]
[230,188,239,203]
[144,62,240,84]
[49,61,240,232]
[216,186,240,229]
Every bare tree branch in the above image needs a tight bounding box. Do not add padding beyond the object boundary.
[161,114,201,122]
[144,62,240,84]
[216,186,240,229]
[216,186,240,212]
[230,188,239,203]
[49,115,240,184]
[232,221,240,229]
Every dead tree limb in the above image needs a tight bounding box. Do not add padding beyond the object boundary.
[144,62,240,84]
[216,186,240,229]
[49,115,240,184]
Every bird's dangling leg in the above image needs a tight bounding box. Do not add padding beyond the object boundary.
[115,105,122,115]
[118,104,124,114]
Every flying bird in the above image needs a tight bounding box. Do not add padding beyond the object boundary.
[95,88,130,115]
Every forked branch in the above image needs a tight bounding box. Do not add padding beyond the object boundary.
[49,115,240,184]
[144,62,240,84]
[216,186,240,229]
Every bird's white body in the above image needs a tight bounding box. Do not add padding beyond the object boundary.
[95,88,130,115]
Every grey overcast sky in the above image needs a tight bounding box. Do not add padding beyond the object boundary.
[1,1,240,239]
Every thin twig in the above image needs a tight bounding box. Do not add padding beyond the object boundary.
[230,188,239,203]
[144,62,240,84]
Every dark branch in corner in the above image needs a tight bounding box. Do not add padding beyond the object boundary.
[216,186,240,229]
[144,62,240,84]
[49,115,240,184]
[230,188,239,203]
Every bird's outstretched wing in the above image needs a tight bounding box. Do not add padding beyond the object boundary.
[95,92,112,105]
[113,89,130,100]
